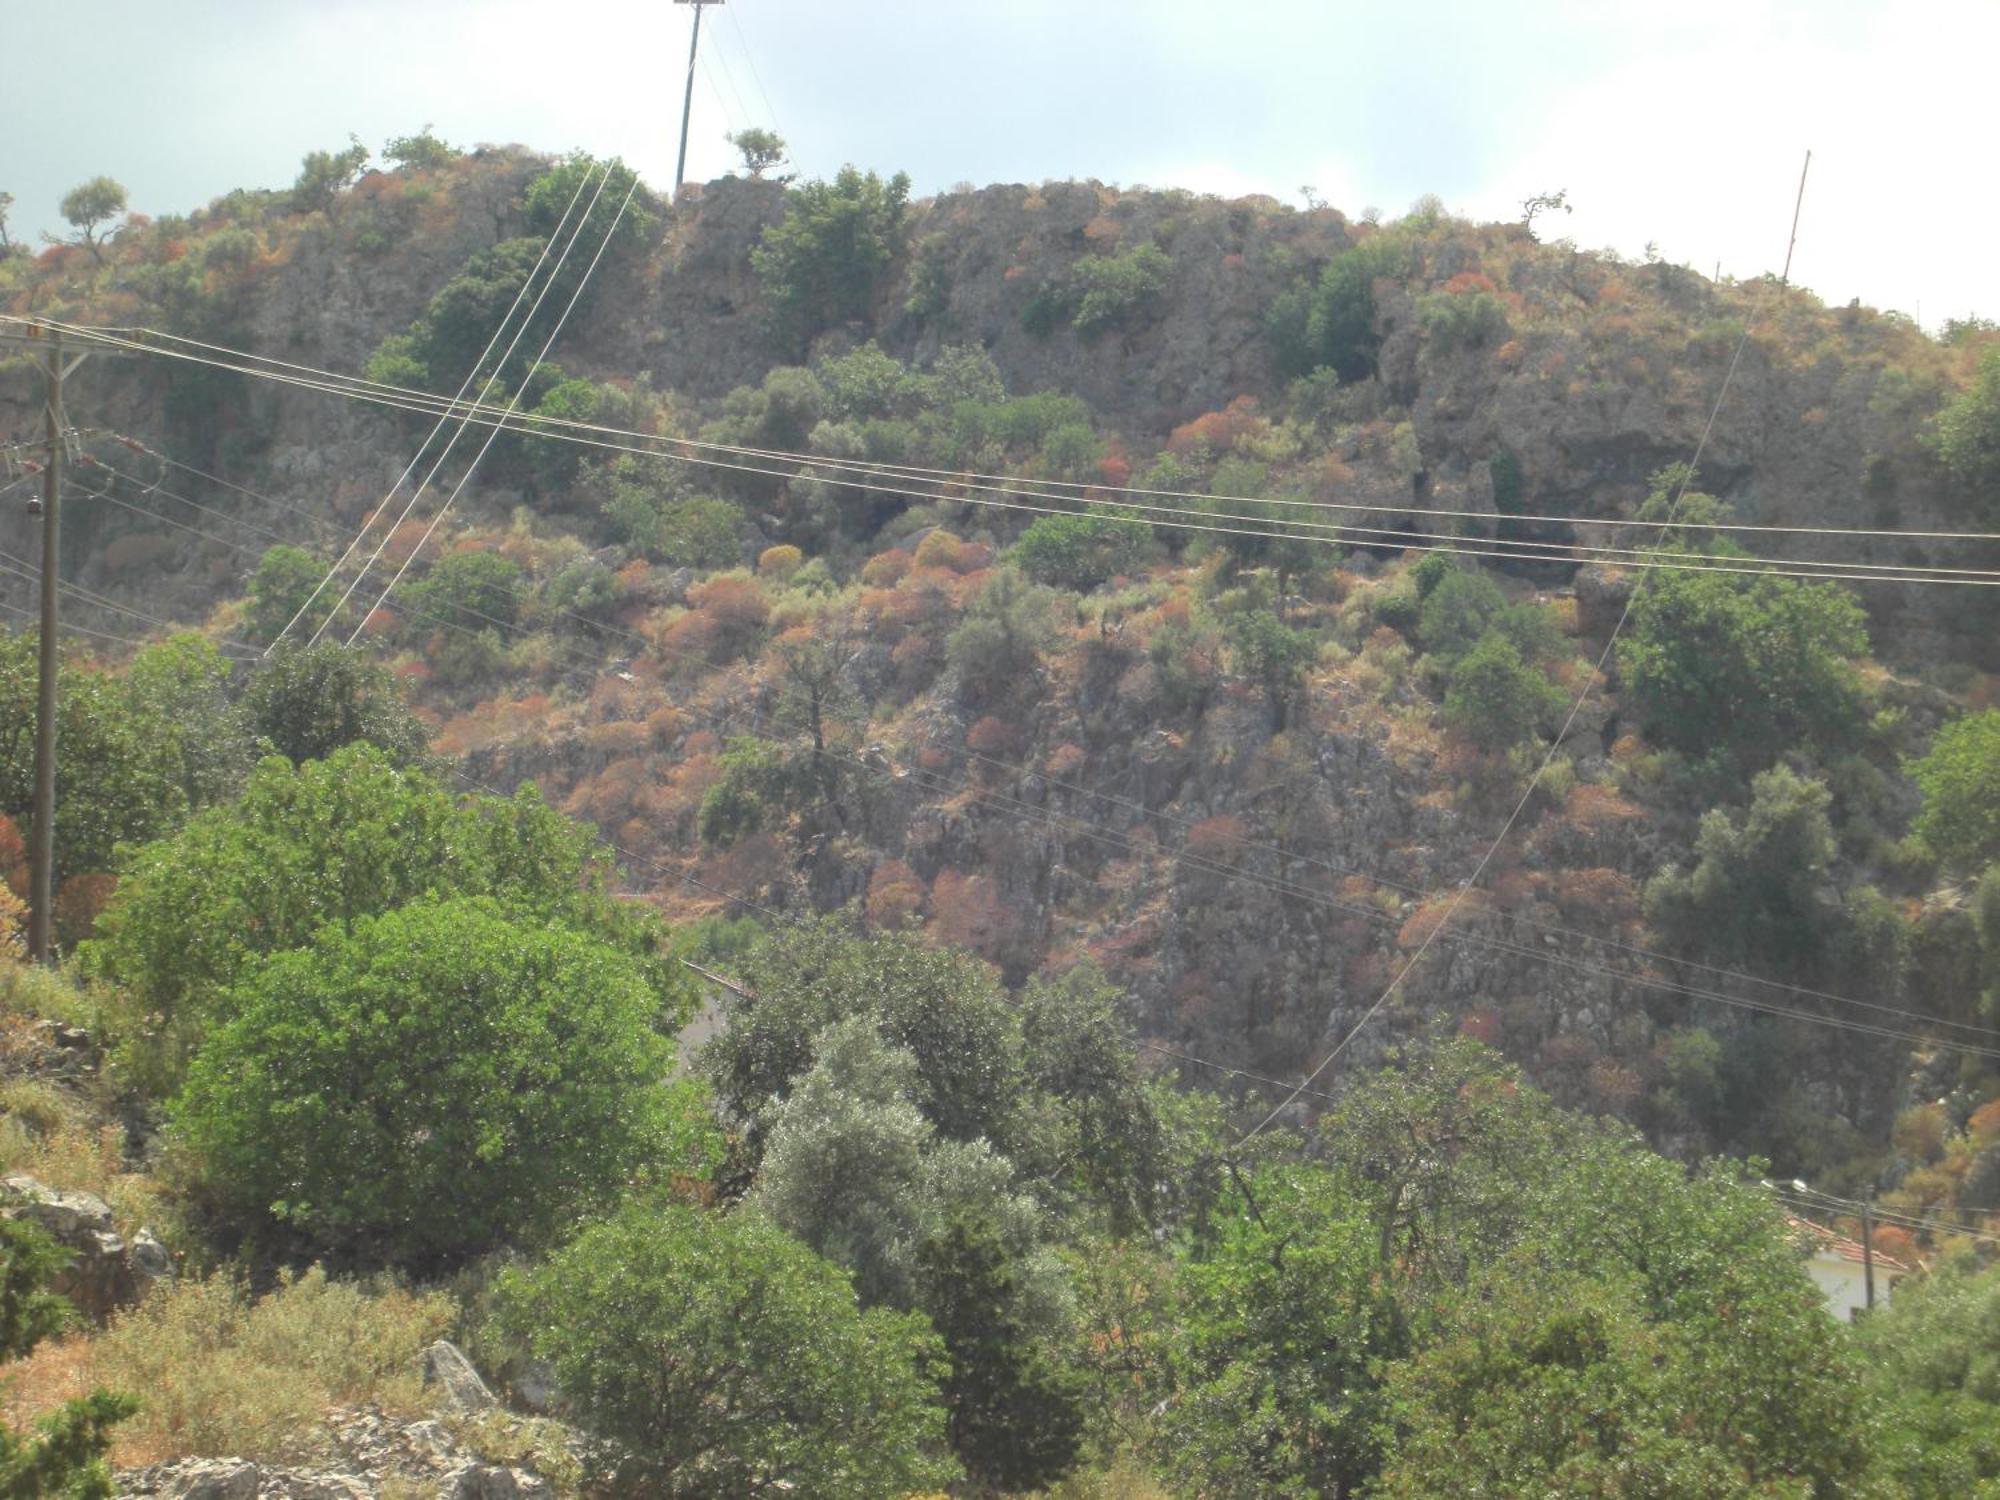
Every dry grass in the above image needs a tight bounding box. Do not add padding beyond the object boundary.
[3,1265,453,1467]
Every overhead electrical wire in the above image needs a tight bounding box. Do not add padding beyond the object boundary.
[1236,152,1820,1144]
[12,315,2000,558]
[78,438,2000,1055]
[349,163,652,643]
[270,160,606,652]
[307,161,617,650]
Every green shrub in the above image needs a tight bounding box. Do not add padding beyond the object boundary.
[240,642,431,768]
[498,1203,958,1497]
[1416,288,1510,352]
[174,896,678,1269]
[1010,511,1154,591]
[1442,633,1565,750]
[751,167,911,349]
[0,1216,76,1360]
[1909,710,2000,871]
[247,545,327,644]
[1071,242,1170,336]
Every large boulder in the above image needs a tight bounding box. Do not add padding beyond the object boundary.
[419,1340,496,1415]
[0,1174,173,1321]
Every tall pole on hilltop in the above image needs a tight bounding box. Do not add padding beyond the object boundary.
[28,330,62,962]
[673,1,722,197]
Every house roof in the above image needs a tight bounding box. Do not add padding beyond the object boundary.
[1785,1215,1911,1276]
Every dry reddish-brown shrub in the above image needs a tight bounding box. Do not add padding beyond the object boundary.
[1045,743,1087,778]
[928,870,1017,962]
[564,755,651,829]
[358,607,398,639]
[1458,1006,1502,1044]
[1441,270,1497,295]
[860,548,912,587]
[1968,1098,2000,1148]
[1096,447,1132,489]
[1553,866,1639,925]
[0,813,25,896]
[581,720,650,756]
[912,530,990,574]
[101,534,175,577]
[965,715,1025,758]
[865,859,927,931]
[1167,395,1266,457]
[1869,1225,1917,1266]
[1586,1058,1644,1113]
[700,831,788,905]
[1184,814,1249,863]
[55,872,116,944]
[646,704,683,748]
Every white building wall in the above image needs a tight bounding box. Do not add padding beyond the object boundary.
[1806,1255,1891,1321]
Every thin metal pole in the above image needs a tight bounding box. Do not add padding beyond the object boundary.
[674,2,706,196]
[27,331,62,963]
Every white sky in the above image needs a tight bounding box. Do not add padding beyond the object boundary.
[4,0,1991,327]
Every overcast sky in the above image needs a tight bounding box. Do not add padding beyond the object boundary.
[5,0,1991,328]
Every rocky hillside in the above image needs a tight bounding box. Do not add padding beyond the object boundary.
[5,144,1999,1198]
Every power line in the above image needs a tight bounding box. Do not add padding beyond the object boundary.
[53,421,2000,1057]
[350,163,651,643]
[16,315,2000,556]
[1238,150,1819,1144]
[273,160,607,652]
[311,161,618,649]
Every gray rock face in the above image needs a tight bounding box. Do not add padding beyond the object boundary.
[0,1174,173,1321]
[419,1340,497,1415]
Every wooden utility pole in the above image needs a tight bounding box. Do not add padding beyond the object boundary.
[672,0,723,197]
[1,323,99,961]
[1861,1199,1876,1311]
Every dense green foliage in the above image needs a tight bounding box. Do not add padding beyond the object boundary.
[240,643,432,767]
[0,1391,137,1499]
[1267,233,1413,381]
[1859,1256,2000,1495]
[1442,631,1566,749]
[174,895,676,1268]
[1009,510,1154,590]
[750,166,911,348]
[1928,346,2000,519]
[1910,710,2000,871]
[246,545,324,644]
[498,1203,957,1497]
[0,1217,75,1361]
[80,744,667,1081]
[1618,559,1869,764]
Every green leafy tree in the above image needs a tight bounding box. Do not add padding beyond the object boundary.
[381,124,456,171]
[1417,566,1560,663]
[1910,710,2000,871]
[174,895,677,1269]
[290,135,369,214]
[80,744,666,1087]
[1618,562,1868,764]
[1271,234,1413,381]
[240,642,431,767]
[121,633,253,812]
[58,177,126,259]
[1071,241,1171,337]
[1442,632,1566,750]
[917,1213,1085,1492]
[748,1016,1047,1311]
[945,569,1061,699]
[1009,510,1154,591]
[696,735,794,846]
[727,127,788,178]
[1858,1254,2000,1496]
[498,1203,958,1497]
[1645,766,1839,970]
[0,630,179,880]
[247,544,326,644]
[0,1217,76,1360]
[1928,345,2000,520]
[702,917,1022,1152]
[751,166,912,349]
[1224,607,1317,729]
[404,549,523,639]
[1378,1268,1784,1498]
[0,1390,137,1499]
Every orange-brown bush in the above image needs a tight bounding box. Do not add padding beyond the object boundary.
[965,715,1025,758]
[757,544,804,580]
[928,870,1017,963]
[1553,866,1639,926]
[1167,395,1266,457]
[1968,1098,2000,1148]
[0,813,25,896]
[865,859,927,931]
[1045,743,1087,778]
[55,872,117,944]
[860,548,912,587]
[1894,1102,1950,1162]
[1184,814,1248,863]
[100,533,175,578]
